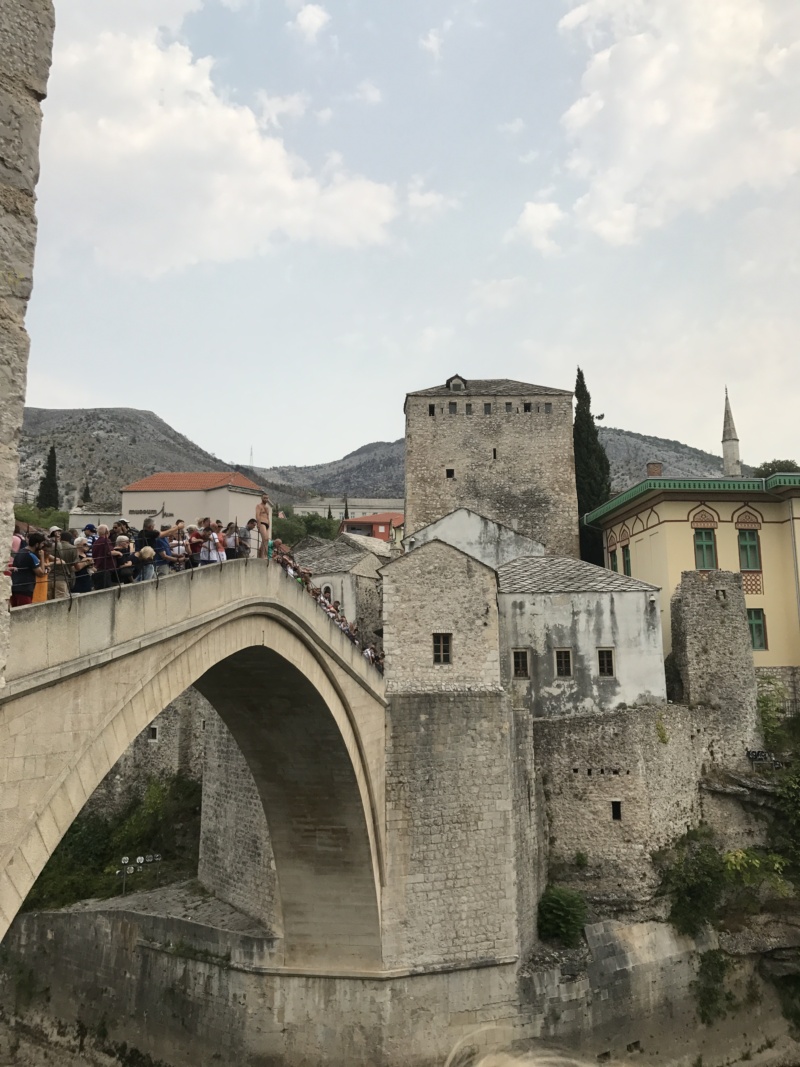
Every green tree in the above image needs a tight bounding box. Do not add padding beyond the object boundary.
[344,498,350,520]
[36,445,60,510]
[327,505,333,520]
[272,506,306,546]
[573,368,611,565]
[752,459,800,479]
[80,478,92,504]
[304,512,339,540]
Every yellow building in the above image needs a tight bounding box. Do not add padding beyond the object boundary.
[585,476,800,668]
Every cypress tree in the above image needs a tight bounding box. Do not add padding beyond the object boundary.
[36,445,60,510]
[344,498,350,520]
[327,505,333,520]
[573,368,611,566]
[80,479,92,504]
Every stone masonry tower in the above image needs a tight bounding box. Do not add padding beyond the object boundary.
[722,388,742,478]
[404,375,579,556]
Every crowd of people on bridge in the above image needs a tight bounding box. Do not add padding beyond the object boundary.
[6,494,384,672]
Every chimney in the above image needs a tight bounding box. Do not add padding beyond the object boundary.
[646,462,663,477]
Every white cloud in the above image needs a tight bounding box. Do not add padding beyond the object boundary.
[288,3,330,43]
[315,107,333,124]
[518,150,539,164]
[407,177,460,221]
[559,0,800,244]
[419,21,452,62]
[506,201,566,255]
[418,326,455,353]
[39,10,397,275]
[471,277,527,313]
[351,80,382,105]
[499,118,526,136]
[257,91,309,128]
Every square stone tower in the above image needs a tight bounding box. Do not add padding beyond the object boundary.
[404,375,579,556]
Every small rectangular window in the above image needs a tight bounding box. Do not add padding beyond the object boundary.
[609,549,618,572]
[523,402,532,413]
[492,448,497,460]
[448,401,457,414]
[484,402,492,415]
[433,632,452,664]
[513,650,529,678]
[622,545,631,576]
[747,608,767,650]
[446,468,455,479]
[694,529,717,570]
[544,402,552,414]
[505,402,513,413]
[148,725,159,741]
[555,649,572,677]
[611,801,622,821]
[598,649,615,677]
[428,404,435,417]
[465,403,473,415]
[738,530,761,571]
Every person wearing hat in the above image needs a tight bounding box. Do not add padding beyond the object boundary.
[82,524,98,555]
[48,526,78,600]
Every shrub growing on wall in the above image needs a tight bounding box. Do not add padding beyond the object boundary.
[537,885,588,948]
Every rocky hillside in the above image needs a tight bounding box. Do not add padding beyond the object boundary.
[18,406,753,510]
[18,408,297,511]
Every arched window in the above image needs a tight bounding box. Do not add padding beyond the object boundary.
[323,585,332,600]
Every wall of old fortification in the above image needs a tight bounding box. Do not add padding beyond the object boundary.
[404,390,579,556]
[381,540,501,692]
[382,691,518,969]
[0,0,54,685]
[198,709,280,933]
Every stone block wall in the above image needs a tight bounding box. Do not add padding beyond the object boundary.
[0,0,54,685]
[404,389,579,556]
[382,540,501,692]
[86,687,208,816]
[382,691,518,969]
[198,708,280,933]
[354,573,382,644]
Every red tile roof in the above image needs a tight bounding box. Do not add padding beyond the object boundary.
[341,512,404,526]
[122,472,263,492]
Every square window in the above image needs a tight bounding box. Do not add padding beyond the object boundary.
[611,801,622,821]
[428,404,435,417]
[451,381,463,391]
[747,608,767,651]
[448,401,457,414]
[622,545,631,576]
[433,632,452,664]
[484,402,492,415]
[446,468,455,479]
[505,402,513,413]
[148,725,159,741]
[523,402,532,413]
[694,529,717,570]
[513,650,529,678]
[465,403,473,415]
[544,402,553,414]
[598,649,615,677]
[609,549,618,572]
[555,649,572,677]
[738,530,761,571]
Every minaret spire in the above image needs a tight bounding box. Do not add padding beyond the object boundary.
[722,387,741,478]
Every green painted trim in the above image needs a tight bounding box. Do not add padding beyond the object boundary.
[583,474,800,526]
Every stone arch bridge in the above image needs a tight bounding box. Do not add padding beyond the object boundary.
[0,560,386,969]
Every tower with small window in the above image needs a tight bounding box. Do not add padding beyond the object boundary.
[403,375,579,556]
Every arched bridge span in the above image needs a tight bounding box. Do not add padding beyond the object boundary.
[0,560,386,969]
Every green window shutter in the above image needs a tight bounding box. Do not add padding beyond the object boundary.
[694,529,717,570]
[747,608,767,650]
[738,530,761,571]
[610,550,618,572]
[622,545,631,576]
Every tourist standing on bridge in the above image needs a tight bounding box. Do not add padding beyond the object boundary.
[47,526,78,600]
[9,532,47,607]
[71,537,94,594]
[91,525,116,590]
[256,494,272,559]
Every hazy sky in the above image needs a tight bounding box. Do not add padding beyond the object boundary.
[24,0,800,468]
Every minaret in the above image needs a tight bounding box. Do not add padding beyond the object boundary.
[722,388,742,478]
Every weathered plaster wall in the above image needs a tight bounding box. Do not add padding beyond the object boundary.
[198,706,281,932]
[382,692,518,969]
[0,0,54,687]
[405,508,545,568]
[404,390,579,556]
[500,589,666,715]
[382,540,501,693]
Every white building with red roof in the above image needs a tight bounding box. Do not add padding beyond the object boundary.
[120,471,264,527]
